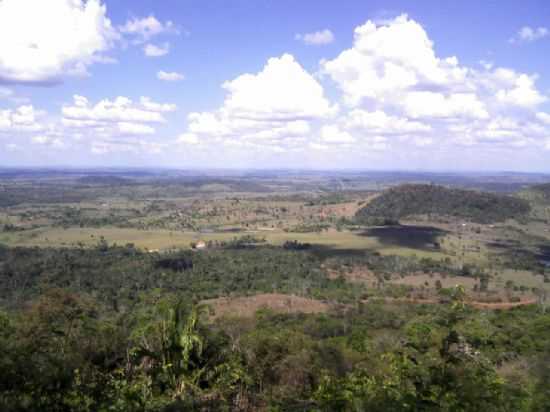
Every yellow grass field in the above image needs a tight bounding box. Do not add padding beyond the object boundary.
[4,225,449,260]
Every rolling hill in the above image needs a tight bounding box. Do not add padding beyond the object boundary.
[355,184,531,224]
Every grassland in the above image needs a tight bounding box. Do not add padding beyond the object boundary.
[1,171,549,306]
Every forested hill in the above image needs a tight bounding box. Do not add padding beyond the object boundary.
[528,183,550,201]
[355,184,531,224]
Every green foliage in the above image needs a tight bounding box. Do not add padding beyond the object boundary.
[1,287,549,410]
[356,184,531,224]
[0,243,373,311]
[529,183,550,203]
[1,244,550,410]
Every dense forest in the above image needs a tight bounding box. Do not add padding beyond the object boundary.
[1,241,550,411]
[355,184,531,224]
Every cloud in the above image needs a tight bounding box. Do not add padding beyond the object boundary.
[0,0,118,84]
[494,73,546,107]
[344,109,431,133]
[174,16,550,161]
[139,97,177,112]
[510,26,549,43]
[157,71,185,81]
[0,105,44,132]
[31,135,65,148]
[62,95,172,123]
[178,133,200,145]
[0,96,172,158]
[220,54,336,121]
[402,92,489,119]
[179,54,336,153]
[6,12,550,167]
[117,122,155,135]
[295,29,335,45]
[536,112,550,125]
[320,125,355,143]
[321,14,469,106]
[144,43,170,57]
[316,13,549,153]
[120,15,177,43]
[60,95,177,146]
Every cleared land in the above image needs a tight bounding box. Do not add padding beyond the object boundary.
[203,293,331,318]
[1,173,549,307]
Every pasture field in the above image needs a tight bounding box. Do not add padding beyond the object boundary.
[1,171,549,306]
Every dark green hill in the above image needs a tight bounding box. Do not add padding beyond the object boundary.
[355,184,530,224]
[528,183,550,201]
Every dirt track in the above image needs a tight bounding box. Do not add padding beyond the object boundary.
[203,293,538,320]
[376,297,537,309]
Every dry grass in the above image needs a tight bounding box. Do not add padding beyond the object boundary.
[497,269,550,292]
[202,293,331,319]
[327,266,378,286]
[391,273,478,290]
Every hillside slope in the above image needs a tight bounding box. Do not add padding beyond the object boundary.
[523,183,550,203]
[355,184,530,224]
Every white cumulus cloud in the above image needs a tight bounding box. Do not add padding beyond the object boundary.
[0,0,118,84]
[221,54,336,121]
[120,15,177,43]
[320,125,355,143]
[62,95,171,123]
[344,109,431,133]
[0,105,44,132]
[316,13,549,153]
[60,95,176,146]
[179,54,336,154]
[321,14,469,106]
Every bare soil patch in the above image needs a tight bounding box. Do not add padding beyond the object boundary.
[203,293,331,319]
[327,265,377,286]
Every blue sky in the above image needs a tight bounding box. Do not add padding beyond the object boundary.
[1,0,550,171]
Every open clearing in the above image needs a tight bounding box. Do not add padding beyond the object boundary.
[202,293,331,318]
[4,225,449,259]
[391,273,478,289]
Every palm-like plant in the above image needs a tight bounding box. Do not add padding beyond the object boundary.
[133,302,207,399]
[169,303,206,397]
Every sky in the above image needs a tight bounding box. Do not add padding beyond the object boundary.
[1,0,550,171]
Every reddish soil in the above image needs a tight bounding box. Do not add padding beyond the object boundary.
[372,297,537,309]
[468,299,537,309]
[202,291,536,321]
